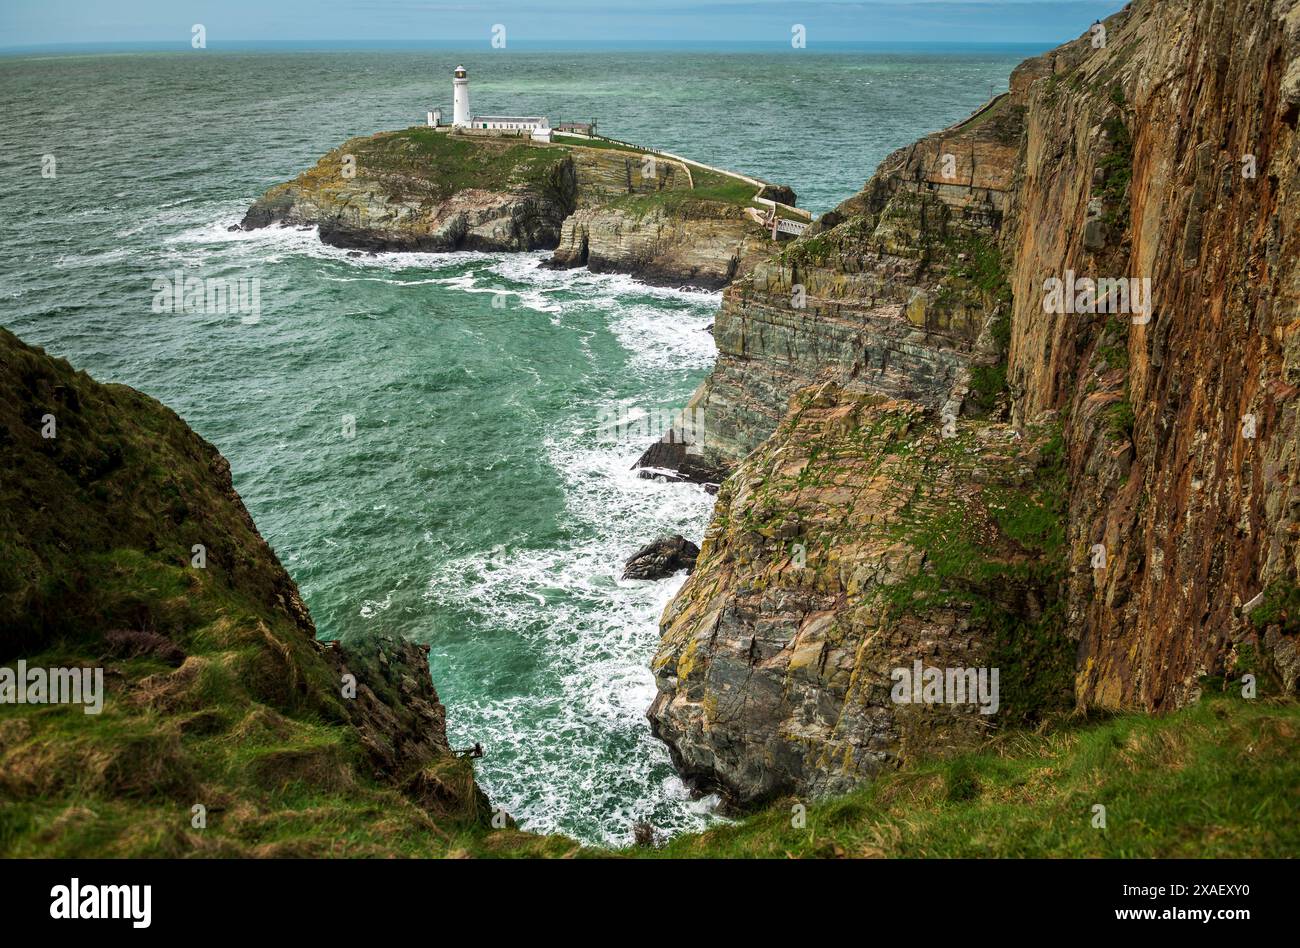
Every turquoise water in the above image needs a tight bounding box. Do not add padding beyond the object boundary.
[0,47,1034,843]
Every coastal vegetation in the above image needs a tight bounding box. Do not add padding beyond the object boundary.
[312,126,571,201]
[241,123,797,285]
[7,0,1299,863]
[554,133,790,217]
[653,695,1298,858]
[0,328,539,858]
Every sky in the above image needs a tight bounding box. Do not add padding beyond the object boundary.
[0,0,1131,49]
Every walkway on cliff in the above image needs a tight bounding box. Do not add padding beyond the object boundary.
[554,130,812,230]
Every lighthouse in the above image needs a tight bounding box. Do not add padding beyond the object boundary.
[443,65,551,139]
[452,65,471,127]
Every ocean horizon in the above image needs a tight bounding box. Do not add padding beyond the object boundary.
[1,39,1054,55]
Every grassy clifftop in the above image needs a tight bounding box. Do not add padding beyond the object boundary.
[240,125,794,276]
[239,127,579,250]
[655,696,1299,858]
[0,328,567,857]
[261,127,574,209]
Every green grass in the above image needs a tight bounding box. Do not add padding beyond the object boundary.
[685,164,760,204]
[0,327,567,859]
[1108,396,1135,440]
[968,361,1008,412]
[871,420,1073,724]
[386,126,564,190]
[1096,315,1131,371]
[554,133,765,209]
[949,234,1013,412]
[281,126,573,207]
[648,695,1300,858]
[6,326,1295,860]
[1249,581,1300,635]
[251,126,775,233]
[950,233,1011,300]
[1096,95,1133,229]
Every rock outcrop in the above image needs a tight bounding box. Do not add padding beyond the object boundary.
[622,535,700,581]
[240,130,576,252]
[1001,0,1300,711]
[648,0,1300,807]
[243,128,792,289]
[649,383,1069,807]
[0,327,492,855]
[638,86,1023,474]
[547,201,772,290]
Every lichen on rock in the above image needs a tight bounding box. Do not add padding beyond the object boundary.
[647,382,1070,807]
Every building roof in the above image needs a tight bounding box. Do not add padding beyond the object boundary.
[471,116,547,123]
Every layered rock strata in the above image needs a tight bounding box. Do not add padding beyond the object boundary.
[648,0,1300,805]
[639,83,1024,473]
[649,383,1069,806]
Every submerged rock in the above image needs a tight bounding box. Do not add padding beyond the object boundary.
[622,534,700,581]
[634,437,727,488]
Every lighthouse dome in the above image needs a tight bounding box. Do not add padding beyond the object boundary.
[453,66,467,79]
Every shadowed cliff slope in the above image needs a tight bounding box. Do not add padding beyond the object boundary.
[0,328,570,856]
[1002,0,1300,711]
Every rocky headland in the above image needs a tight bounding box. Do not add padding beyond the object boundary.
[0,327,566,856]
[241,128,798,289]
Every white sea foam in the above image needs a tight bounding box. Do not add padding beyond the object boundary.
[427,391,722,845]
[359,592,393,619]
[53,247,134,269]
[172,206,727,845]
[168,217,721,316]
[412,248,722,843]
[606,301,716,371]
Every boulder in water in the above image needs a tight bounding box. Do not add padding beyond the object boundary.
[622,534,699,581]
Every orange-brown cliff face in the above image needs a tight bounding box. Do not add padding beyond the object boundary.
[648,0,1300,806]
[1005,0,1300,710]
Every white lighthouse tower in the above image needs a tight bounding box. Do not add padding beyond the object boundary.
[452,65,471,128]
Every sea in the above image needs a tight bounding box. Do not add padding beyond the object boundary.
[0,44,1039,844]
